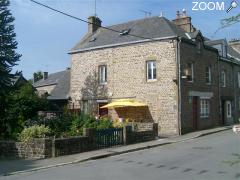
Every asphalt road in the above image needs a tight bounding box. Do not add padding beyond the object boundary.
[1,130,239,180]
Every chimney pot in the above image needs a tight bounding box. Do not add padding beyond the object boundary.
[43,72,48,80]
[176,10,180,19]
[88,16,102,34]
[182,9,187,17]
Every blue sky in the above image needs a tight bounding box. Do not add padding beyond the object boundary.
[10,0,240,79]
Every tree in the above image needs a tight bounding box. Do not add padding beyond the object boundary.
[0,0,21,95]
[0,0,21,138]
[33,71,43,83]
[4,83,48,138]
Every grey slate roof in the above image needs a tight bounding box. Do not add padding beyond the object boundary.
[71,16,187,52]
[10,75,28,86]
[34,69,70,100]
[205,39,240,61]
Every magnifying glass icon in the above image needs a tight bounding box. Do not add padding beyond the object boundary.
[226,0,238,13]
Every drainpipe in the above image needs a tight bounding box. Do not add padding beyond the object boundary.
[177,37,182,135]
[232,61,237,123]
[217,55,221,125]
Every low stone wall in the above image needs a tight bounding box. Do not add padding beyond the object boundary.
[54,136,94,157]
[124,123,158,145]
[0,123,158,159]
[0,139,52,159]
[128,122,154,132]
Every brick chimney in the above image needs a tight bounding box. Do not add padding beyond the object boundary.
[88,16,102,34]
[172,9,196,33]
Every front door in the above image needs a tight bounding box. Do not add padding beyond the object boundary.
[192,96,198,130]
[98,103,108,118]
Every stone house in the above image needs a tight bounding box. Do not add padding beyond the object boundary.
[34,68,70,110]
[205,39,240,125]
[69,11,240,135]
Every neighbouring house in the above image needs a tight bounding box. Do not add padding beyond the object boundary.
[229,39,240,54]
[68,10,240,135]
[10,74,29,88]
[33,68,70,111]
[205,39,240,125]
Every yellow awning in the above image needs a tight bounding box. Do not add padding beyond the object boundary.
[100,99,147,109]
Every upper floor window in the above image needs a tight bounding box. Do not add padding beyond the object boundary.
[99,65,107,84]
[238,72,240,88]
[221,70,226,87]
[147,60,156,80]
[187,63,194,82]
[205,66,211,84]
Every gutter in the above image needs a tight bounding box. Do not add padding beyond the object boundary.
[69,36,178,54]
[177,37,182,135]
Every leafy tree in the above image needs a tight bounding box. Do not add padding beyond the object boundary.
[0,0,21,138]
[3,83,48,139]
[33,71,43,83]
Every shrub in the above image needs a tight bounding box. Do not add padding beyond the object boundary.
[25,112,73,138]
[69,114,113,136]
[18,125,51,142]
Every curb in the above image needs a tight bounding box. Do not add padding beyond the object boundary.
[2,127,231,176]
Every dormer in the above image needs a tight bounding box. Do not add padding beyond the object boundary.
[205,39,227,58]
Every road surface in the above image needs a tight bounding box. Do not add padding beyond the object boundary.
[1,130,239,180]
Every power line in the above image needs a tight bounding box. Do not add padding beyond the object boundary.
[30,0,154,40]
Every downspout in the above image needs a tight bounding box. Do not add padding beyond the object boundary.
[177,37,182,135]
[232,61,237,123]
[217,55,221,125]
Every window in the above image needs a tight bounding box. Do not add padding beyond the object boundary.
[238,72,240,88]
[205,66,211,84]
[226,101,232,118]
[147,60,156,80]
[221,70,226,87]
[99,65,107,84]
[200,98,210,118]
[187,63,194,82]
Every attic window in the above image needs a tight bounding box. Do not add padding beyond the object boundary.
[89,37,96,42]
[119,29,131,36]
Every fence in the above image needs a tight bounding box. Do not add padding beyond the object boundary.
[95,128,123,149]
[0,123,158,159]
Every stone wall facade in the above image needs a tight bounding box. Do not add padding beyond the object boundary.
[180,39,220,133]
[70,40,179,136]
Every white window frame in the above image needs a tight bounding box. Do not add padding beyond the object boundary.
[221,70,226,87]
[238,72,240,88]
[146,60,156,81]
[226,101,232,118]
[238,97,240,111]
[99,65,107,84]
[200,98,210,118]
[206,66,211,84]
[187,63,194,82]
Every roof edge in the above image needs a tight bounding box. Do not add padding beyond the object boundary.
[68,36,178,54]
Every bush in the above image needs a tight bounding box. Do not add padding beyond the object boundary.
[69,114,113,136]
[25,112,73,138]
[18,125,51,142]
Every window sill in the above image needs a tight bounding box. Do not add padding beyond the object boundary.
[206,83,212,85]
[99,82,107,86]
[200,116,209,118]
[147,79,157,83]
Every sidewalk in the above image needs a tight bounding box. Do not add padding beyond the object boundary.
[0,126,232,176]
